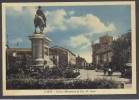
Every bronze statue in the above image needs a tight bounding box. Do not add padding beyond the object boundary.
[34,6,46,34]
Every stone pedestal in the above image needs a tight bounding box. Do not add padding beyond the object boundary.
[29,33,53,68]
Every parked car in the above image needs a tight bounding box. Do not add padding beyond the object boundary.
[84,65,95,70]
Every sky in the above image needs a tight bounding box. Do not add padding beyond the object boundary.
[5,5,131,63]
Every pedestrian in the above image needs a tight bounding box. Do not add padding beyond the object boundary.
[108,68,111,76]
[103,68,107,76]
[95,67,98,72]
[111,69,113,76]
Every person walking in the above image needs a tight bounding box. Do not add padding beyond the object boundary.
[104,67,107,76]
[108,68,111,76]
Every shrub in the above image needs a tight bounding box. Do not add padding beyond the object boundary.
[93,78,118,89]
[7,78,118,89]
[63,69,80,78]
[42,67,80,79]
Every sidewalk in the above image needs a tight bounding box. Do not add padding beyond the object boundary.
[79,69,132,88]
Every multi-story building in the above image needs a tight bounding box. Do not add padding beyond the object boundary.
[91,43,101,64]
[95,44,113,64]
[7,48,31,56]
[99,35,113,45]
[76,55,87,68]
[49,54,59,67]
[6,48,32,69]
[6,45,76,68]
[92,35,113,67]
[49,46,76,67]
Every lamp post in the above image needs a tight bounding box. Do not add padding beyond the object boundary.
[6,34,10,70]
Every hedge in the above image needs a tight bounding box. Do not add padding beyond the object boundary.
[7,78,118,89]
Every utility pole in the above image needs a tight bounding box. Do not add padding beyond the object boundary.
[6,34,10,70]
[106,32,108,64]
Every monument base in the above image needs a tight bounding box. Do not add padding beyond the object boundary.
[43,59,54,68]
[29,33,53,69]
[31,58,44,66]
[31,59,53,69]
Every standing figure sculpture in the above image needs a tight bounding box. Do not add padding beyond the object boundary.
[34,6,46,34]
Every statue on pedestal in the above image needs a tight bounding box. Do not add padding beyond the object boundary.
[34,6,46,34]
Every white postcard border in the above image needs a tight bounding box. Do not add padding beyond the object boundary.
[2,1,136,96]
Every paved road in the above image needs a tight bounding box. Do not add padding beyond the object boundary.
[79,69,132,88]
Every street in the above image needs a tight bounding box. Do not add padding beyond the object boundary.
[79,69,132,89]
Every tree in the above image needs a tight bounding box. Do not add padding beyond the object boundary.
[111,30,131,71]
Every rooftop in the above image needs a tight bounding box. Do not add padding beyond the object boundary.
[7,48,31,52]
[50,45,76,56]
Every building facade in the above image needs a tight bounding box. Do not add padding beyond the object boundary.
[76,55,87,69]
[7,46,76,68]
[99,35,113,45]
[49,46,76,67]
[6,48,32,69]
[6,48,31,59]
[49,54,59,67]
[92,35,113,67]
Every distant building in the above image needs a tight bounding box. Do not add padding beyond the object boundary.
[6,46,77,68]
[92,35,113,67]
[6,48,32,69]
[49,54,59,67]
[95,44,113,65]
[6,48,31,58]
[49,46,76,67]
[99,35,113,45]
[76,55,87,68]
[91,43,101,64]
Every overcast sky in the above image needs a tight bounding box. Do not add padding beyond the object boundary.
[5,5,131,63]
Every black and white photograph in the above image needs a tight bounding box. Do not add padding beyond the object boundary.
[2,1,136,96]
